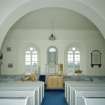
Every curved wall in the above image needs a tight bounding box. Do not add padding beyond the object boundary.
[0,0,105,48]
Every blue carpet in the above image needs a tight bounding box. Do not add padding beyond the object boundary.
[41,90,68,105]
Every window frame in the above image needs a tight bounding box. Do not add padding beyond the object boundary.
[25,46,39,72]
[67,47,80,70]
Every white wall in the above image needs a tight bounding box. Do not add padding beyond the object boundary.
[1,29,105,76]
[0,0,105,50]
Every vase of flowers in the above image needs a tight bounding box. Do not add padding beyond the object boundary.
[75,69,82,80]
[75,69,82,74]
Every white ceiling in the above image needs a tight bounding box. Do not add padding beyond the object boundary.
[12,7,97,30]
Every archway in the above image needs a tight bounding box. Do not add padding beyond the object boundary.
[0,0,105,49]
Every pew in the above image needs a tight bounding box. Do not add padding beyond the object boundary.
[0,81,44,105]
[71,87,105,105]
[75,91,105,105]
[0,97,29,105]
[65,81,92,102]
[84,97,105,105]
[14,81,45,102]
[65,81,105,100]
[0,83,40,105]
[65,81,105,105]
[0,89,37,105]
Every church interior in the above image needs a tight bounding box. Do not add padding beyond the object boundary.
[0,0,105,105]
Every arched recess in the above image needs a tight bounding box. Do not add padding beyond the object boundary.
[47,46,58,65]
[47,46,58,74]
[0,0,105,49]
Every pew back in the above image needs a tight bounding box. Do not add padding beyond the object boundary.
[0,97,29,105]
[84,97,105,105]
[75,91,105,105]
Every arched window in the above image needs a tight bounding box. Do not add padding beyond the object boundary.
[67,47,80,70]
[47,46,58,74]
[25,47,38,72]
[48,47,57,65]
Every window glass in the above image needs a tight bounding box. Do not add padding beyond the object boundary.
[67,47,80,70]
[25,47,38,72]
[47,47,58,74]
[49,48,56,52]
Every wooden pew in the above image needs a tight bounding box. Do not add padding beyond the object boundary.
[71,87,105,105]
[75,91,105,105]
[14,81,45,102]
[65,81,92,103]
[65,81,105,105]
[0,84,39,105]
[84,97,105,105]
[0,89,37,105]
[65,81,105,100]
[0,81,44,105]
[0,97,29,105]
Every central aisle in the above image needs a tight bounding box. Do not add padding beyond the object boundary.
[42,90,68,105]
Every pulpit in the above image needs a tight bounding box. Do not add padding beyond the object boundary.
[46,75,64,89]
